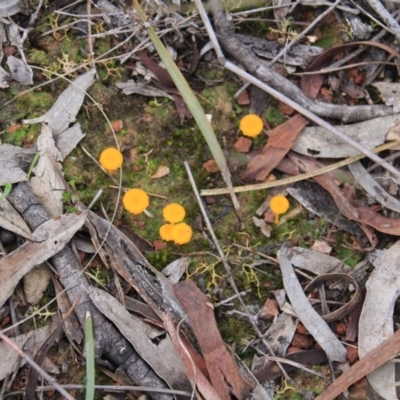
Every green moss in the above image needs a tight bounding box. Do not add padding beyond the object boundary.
[264,104,286,127]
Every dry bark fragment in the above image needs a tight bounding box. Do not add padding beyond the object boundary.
[173,279,252,400]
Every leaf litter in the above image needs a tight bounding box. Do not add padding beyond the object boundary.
[2,1,400,399]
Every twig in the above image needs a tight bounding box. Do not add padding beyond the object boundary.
[0,331,75,400]
[36,384,192,396]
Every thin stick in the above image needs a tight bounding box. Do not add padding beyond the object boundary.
[0,331,75,400]
[36,384,191,396]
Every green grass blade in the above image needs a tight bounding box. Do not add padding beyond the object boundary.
[85,311,95,400]
[133,0,240,213]
[0,183,12,200]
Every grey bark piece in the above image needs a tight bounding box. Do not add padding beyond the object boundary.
[89,286,192,393]
[278,245,347,363]
[349,161,400,213]
[292,114,400,158]
[235,34,323,67]
[23,69,97,134]
[0,144,36,186]
[6,183,173,400]
[0,0,20,17]
[358,240,400,400]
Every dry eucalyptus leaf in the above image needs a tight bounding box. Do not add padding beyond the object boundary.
[0,144,36,186]
[30,124,64,217]
[287,246,351,275]
[278,245,347,362]
[54,123,86,160]
[7,55,33,85]
[23,69,96,134]
[150,165,170,179]
[358,240,400,399]
[253,217,272,238]
[311,240,332,254]
[0,211,87,308]
[0,326,51,381]
[161,257,190,284]
[292,114,400,158]
[0,0,20,17]
[373,82,400,113]
[0,197,31,239]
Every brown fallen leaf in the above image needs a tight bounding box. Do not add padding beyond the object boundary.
[244,115,309,181]
[150,165,170,179]
[173,280,252,400]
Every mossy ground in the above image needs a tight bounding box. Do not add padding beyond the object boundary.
[0,6,363,396]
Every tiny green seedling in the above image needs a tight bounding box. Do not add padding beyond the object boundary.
[0,183,12,200]
[26,152,40,179]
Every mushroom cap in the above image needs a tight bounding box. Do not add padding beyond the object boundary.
[123,188,149,215]
[172,222,192,245]
[99,147,123,171]
[159,223,175,241]
[163,203,186,223]
[270,195,289,214]
[239,114,264,137]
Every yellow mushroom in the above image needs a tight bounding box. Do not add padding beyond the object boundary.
[99,147,123,172]
[270,195,289,224]
[122,188,149,215]
[159,223,175,241]
[163,203,186,223]
[171,222,192,245]
[239,114,264,137]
